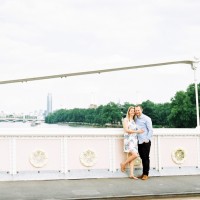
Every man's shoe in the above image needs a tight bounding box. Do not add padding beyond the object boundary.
[141,175,148,180]
[137,174,143,179]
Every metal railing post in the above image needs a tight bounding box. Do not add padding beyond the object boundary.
[191,59,200,128]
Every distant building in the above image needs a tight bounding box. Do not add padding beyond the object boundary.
[89,92,97,109]
[89,104,97,109]
[47,93,52,115]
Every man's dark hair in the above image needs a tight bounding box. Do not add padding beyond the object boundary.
[135,105,143,109]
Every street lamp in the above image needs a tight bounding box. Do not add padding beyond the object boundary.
[191,58,200,128]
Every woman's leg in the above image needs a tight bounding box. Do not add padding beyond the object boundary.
[121,152,138,173]
[129,160,134,176]
[129,153,138,179]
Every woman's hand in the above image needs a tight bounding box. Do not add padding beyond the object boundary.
[137,129,144,134]
[127,130,134,134]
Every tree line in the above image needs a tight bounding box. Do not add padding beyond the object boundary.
[45,83,200,128]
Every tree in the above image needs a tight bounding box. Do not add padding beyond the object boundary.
[186,83,200,127]
[154,103,171,127]
[102,102,121,124]
[45,82,200,128]
[168,91,193,128]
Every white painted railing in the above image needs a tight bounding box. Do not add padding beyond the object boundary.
[0,128,200,181]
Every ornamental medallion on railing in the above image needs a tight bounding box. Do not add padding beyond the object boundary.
[134,157,142,166]
[171,148,186,165]
[80,149,97,167]
[29,149,48,168]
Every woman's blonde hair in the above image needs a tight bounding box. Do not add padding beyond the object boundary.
[126,106,135,120]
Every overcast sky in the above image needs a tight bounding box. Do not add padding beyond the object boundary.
[0,0,200,114]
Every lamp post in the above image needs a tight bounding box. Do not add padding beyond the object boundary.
[191,58,200,128]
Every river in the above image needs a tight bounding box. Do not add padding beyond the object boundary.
[0,121,73,129]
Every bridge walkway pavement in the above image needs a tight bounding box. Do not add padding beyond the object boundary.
[0,175,200,200]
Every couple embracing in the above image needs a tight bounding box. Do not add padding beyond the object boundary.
[120,105,153,180]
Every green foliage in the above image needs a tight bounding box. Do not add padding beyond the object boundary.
[45,83,200,128]
[168,83,200,128]
[45,102,123,126]
[141,100,171,127]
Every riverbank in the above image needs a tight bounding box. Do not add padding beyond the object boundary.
[58,122,123,128]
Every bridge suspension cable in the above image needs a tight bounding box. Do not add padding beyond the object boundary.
[0,60,196,85]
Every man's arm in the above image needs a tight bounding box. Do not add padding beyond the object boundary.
[146,117,153,141]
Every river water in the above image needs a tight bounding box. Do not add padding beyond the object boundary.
[0,121,73,129]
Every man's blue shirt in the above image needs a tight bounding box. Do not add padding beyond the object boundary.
[135,114,153,144]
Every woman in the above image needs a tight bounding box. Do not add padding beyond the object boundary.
[120,106,144,179]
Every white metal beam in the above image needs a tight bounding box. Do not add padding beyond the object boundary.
[0,60,194,84]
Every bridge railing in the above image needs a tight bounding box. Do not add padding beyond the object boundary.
[0,127,199,181]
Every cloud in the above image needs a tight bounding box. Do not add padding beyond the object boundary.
[0,0,199,113]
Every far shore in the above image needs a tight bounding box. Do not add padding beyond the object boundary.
[57,122,123,128]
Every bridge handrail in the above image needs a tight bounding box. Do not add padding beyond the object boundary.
[0,128,199,137]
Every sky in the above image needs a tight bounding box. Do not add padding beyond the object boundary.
[0,0,200,114]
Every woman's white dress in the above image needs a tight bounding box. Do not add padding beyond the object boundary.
[124,119,138,153]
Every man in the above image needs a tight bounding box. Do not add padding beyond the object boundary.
[135,105,153,180]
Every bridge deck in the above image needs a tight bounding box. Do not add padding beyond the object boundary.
[0,175,200,199]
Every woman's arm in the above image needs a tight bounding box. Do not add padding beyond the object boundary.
[123,118,132,134]
[123,118,143,134]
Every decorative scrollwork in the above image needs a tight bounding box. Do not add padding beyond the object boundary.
[80,149,97,167]
[171,148,186,165]
[134,157,142,166]
[29,149,48,168]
